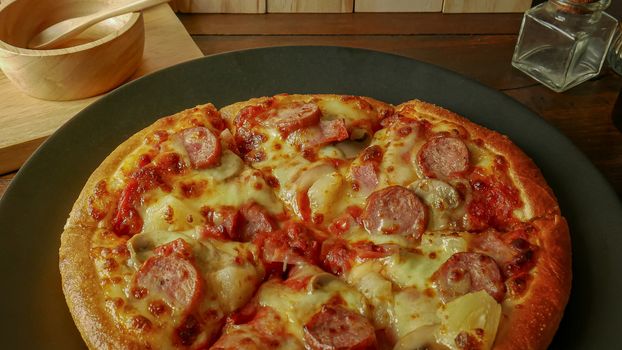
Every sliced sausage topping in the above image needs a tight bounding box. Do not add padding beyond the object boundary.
[362,186,428,239]
[254,221,322,266]
[134,252,202,312]
[270,103,322,137]
[352,145,384,195]
[304,304,376,350]
[470,228,537,278]
[180,127,221,169]
[240,202,276,242]
[318,119,349,143]
[433,252,505,303]
[351,163,379,194]
[321,239,356,276]
[417,136,470,179]
[111,179,143,236]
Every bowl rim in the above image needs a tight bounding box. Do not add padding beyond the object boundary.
[0,1,142,57]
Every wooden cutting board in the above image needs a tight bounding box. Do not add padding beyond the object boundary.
[0,3,203,174]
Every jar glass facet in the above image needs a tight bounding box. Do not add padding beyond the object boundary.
[512,0,617,92]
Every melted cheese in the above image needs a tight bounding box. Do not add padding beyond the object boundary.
[436,291,502,350]
[138,167,283,233]
[307,171,344,216]
[374,127,420,187]
[382,233,467,290]
[342,227,412,248]
[90,99,521,349]
[384,251,440,290]
[258,264,371,340]
[317,98,376,127]
[95,227,264,350]
[346,261,393,329]
[393,288,441,338]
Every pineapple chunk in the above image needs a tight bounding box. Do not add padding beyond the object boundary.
[142,193,201,232]
[436,291,502,350]
[394,325,450,350]
[384,251,444,290]
[393,288,441,338]
[198,149,244,180]
[318,99,370,123]
[420,233,468,262]
[347,261,394,328]
[307,171,343,215]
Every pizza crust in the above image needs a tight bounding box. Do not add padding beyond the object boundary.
[60,226,145,349]
[494,215,571,350]
[60,124,163,349]
[63,123,153,230]
[219,93,393,132]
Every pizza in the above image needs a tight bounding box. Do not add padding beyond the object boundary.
[59,94,571,350]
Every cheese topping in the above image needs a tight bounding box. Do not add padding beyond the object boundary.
[437,291,502,350]
[258,264,371,341]
[82,98,542,349]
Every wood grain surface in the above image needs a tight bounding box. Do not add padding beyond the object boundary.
[442,0,531,13]
[355,0,442,12]
[267,0,353,13]
[2,12,622,202]
[175,0,266,13]
[0,3,144,100]
[0,3,202,175]
[180,13,522,34]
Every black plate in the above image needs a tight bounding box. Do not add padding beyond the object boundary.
[1,46,621,349]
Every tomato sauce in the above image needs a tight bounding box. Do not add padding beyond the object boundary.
[320,239,356,276]
[467,169,522,231]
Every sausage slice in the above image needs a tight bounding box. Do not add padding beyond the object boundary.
[417,136,470,179]
[304,305,376,350]
[362,186,428,239]
[134,253,202,312]
[433,252,505,303]
[180,126,221,169]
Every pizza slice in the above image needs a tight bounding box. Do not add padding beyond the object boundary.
[219,94,394,227]
[316,100,571,350]
[211,264,377,350]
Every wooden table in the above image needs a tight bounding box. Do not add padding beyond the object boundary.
[2,11,622,200]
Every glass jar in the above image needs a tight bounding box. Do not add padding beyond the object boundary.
[512,0,618,92]
[607,24,622,76]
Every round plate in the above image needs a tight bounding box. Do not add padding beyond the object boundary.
[1,46,620,349]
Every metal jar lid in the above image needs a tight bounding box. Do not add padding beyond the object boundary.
[552,0,606,14]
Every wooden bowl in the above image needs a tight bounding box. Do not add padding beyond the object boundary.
[0,0,144,101]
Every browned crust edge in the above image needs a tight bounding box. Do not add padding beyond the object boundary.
[396,100,572,350]
[63,122,154,230]
[60,104,218,349]
[495,215,572,350]
[219,93,394,131]
[60,226,144,350]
